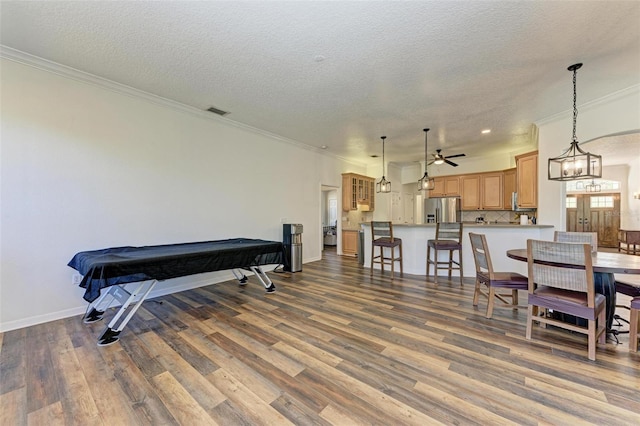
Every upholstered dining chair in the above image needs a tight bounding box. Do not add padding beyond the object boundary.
[618,230,640,255]
[630,297,640,352]
[426,222,463,285]
[554,231,598,253]
[370,221,403,280]
[526,239,607,361]
[468,233,528,319]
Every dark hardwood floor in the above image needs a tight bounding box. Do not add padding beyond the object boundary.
[2,248,639,425]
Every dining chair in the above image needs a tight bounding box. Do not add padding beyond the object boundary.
[618,230,640,255]
[370,221,403,280]
[427,222,463,285]
[526,239,607,361]
[468,233,528,319]
[554,231,598,253]
[630,297,640,352]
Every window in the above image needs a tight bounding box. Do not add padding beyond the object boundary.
[590,196,614,208]
[566,179,620,193]
[566,197,577,208]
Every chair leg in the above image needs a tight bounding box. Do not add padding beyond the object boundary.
[399,244,403,276]
[426,245,431,278]
[588,319,597,361]
[380,247,385,274]
[432,248,439,284]
[390,247,395,280]
[448,250,453,280]
[525,305,535,340]
[370,243,375,276]
[472,278,481,306]
[597,308,606,345]
[512,290,519,306]
[486,286,496,319]
[458,249,463,286]
[629,307,638,352]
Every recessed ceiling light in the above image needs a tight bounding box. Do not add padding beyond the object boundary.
[481,129,491,134]
[320,145,328,149]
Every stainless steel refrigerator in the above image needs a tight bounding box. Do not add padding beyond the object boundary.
[424,197,461,223]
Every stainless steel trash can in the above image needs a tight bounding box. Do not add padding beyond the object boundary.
[283,224,303,272]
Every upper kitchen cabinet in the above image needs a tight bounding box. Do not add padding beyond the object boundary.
[515,151,538,208]
[460,172,504,210]
[503,168,517,209]
[342,173,375,211]
[429,176,460,197]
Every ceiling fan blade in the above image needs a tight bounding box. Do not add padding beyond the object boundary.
[427,160,435,165]
[445,159,459,167]
[445,153,466,159]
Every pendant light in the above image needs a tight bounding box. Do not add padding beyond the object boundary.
[548,63,602,181]
[376,136,391,193]
[585,180,601,193]
[418,128,435,190]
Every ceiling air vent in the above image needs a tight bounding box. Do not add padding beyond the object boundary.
[206,106,229,116]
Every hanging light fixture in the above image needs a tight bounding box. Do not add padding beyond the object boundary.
[585,179,601,193]
[548,63,602,181]
[418,128,435,190]
[376,136,391,193]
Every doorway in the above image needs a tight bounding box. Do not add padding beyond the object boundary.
[566,193,620,247]
[321,185,339,257]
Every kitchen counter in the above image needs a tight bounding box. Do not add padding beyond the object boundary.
[363,222,555,277]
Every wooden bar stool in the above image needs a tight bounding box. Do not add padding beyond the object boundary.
[426,222,463,285]
[370,221,403,280]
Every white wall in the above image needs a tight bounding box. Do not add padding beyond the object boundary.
[0,58,358,330]
[537,86,640,230]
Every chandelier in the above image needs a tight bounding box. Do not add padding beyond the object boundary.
[376,136,391,193]
[548,63,602,181]
[418,128,435,190]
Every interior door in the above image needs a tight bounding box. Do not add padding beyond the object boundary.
[566,193,620,248]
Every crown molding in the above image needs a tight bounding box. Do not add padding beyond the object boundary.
[0,45,366,169]
[536,84,640,126]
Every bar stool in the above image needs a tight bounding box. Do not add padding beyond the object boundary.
[630,297,640,352]
[426,222,463,285]
[370,221,403,280]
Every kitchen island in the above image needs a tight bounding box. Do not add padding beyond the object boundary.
[362,222,554,278]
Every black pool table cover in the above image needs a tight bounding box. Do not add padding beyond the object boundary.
[68,238,286,302]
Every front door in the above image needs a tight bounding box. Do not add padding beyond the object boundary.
[566,193,620,248]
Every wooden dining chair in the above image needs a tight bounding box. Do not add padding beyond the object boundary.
[618,230,640,255]
[554,231,598,253]
[468,233,528,318]
[630,297,640,352]
[526,239,607,361]
[426,222,463,285]
[370,221,403,280]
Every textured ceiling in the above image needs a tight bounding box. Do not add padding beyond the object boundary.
[1,1,639,167]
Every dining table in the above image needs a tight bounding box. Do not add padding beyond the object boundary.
[506,248,640,333]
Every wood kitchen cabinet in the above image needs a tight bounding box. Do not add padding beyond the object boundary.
[460,175,481,210]
[429,176,460,197]
[342,230,358,256]
[460,172,503,210]
[516,151,538,208]
[342,173,375,211]
[503,168,516,209]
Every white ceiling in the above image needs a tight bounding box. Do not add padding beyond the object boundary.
[1,1,639,167]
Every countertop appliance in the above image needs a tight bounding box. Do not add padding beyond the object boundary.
[424,196,461,223]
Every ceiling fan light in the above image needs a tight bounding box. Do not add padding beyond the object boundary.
[434,158,444,165]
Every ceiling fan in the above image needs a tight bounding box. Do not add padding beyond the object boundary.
[428,149,466,167]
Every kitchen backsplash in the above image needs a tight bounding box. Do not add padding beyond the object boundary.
[462,210,535,223]
[343,210,372,228]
